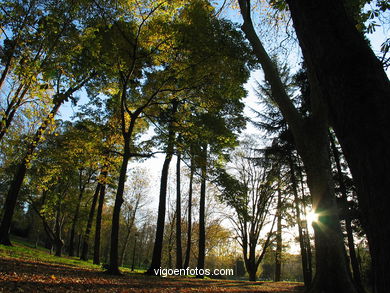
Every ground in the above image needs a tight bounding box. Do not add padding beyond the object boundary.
[0,241,304,293]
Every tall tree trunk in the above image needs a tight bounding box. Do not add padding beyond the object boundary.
[54,199,64,257]
[285,1,390,292]
[175,150,183,269]
[183,156,194,269]
[107,149,131,274]
[80,182,101,261]
[289,152,312,286]
[69,170,87,257]
[93,183,106,265]
[147,132,175,274]
[196,145,207,278]
[329,133,365,292]
[147,100,178,275]
[274,186,282,282]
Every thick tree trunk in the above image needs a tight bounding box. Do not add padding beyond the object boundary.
[80,182,101,261]
[93,183,106,265]
[285,2,390,292]
[183,156,194,269]
[175,150,183,269]
[274,187,282,282]
[196,145,207,278]
[300,122,357,293]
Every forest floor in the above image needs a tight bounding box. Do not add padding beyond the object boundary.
[0,240,304,293]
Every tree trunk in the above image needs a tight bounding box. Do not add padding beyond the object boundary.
[54,199,64,257]
[285,1,390,292]
[289,152,312,286]
[147,133,175,274]
[147,100,178,275]
[175,150,183,269]
[93,183,106,265]
[274,186,282,282]
[329,132,365,292]
[196,145,207,278]
[301,122,357,293]
[183,156,194,269]
[69,171,87,257]
[80,182,101,261]
[107,151,130,274]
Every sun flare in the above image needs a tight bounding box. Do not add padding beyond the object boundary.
[306,210,319,226]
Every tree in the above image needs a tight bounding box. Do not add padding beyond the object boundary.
[216,137,278,281]
[283,1,390,291]
[0,0,96,244]
[237,1,358,291]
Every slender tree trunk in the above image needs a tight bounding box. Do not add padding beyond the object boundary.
[54,200,64,257]
[119,228,131,267]
[147,100,178,275]
[107,150,130,274]
[69,171,87,257]
[175,150,183,269]
[147,134,175,274]
[80,183,101,261]
[289,152,312,286]
[285,2,390,292]
[93,183,106,265]
[197,145,207,278]
[329,133,365,292]
[274,186,282,282]
[183,156,194,269]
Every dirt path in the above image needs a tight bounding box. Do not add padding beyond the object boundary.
[0,257,304,292]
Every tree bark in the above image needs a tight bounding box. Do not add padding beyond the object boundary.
[147,100,178,275]
[80,182,101,261]
[289,152,312,286]
[93,183,106,265]
[147,132,175,274]
[69,169,91,257]
[285,1,390,292]
[196,145,207,278]
[329,132,365,293]
[175,150,183,269]
[183,156,194,269]
[107,149,130,274]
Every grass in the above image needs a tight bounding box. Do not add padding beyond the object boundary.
[0,238,304,292]
[0,237,102,270]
